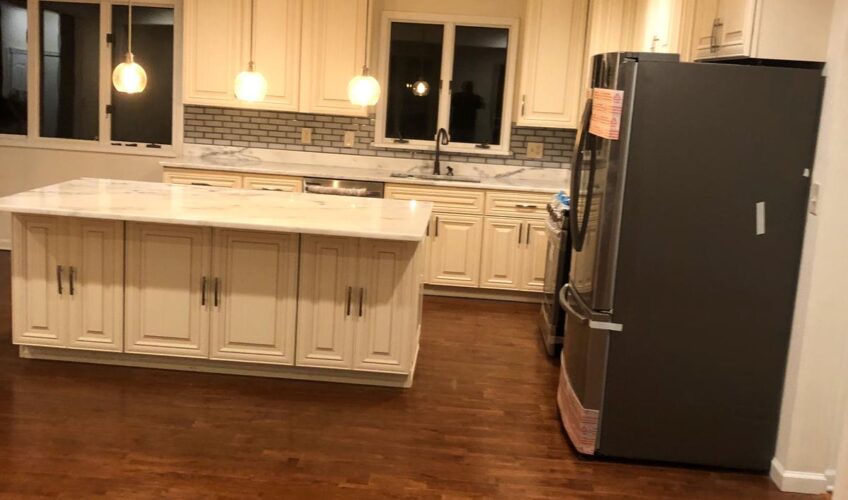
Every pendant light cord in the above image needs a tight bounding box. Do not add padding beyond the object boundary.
[363,0,371,75]
[127,0,133,55]
[249,0,256,70]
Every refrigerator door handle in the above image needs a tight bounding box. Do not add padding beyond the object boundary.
[559,284,624,332]
[559,284,588,322]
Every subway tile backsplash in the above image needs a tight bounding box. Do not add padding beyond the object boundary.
[184,105,575,169]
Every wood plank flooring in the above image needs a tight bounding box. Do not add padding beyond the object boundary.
[0,251,818,499]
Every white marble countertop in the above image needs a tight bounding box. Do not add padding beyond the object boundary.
[0,179,434,242]
[162,154,569,194]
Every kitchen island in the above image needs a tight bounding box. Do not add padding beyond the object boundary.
[0,179,433,387]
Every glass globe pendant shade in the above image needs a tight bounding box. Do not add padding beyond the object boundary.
[348,72,381,107]
[234,63,268,102]
[410,79,429,97]
[112,53,147,94]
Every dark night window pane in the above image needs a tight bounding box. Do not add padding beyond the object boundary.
[40,2,99,140]
[449,26,508,146]
[111,5,174,145]
[385,22,443,142]
[0,0,28,135]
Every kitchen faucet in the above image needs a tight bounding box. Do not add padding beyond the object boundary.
[434,128,450,176]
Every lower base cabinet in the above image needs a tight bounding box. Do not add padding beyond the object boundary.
[426,213,483,287]
[480,218,549,292]
[297,235,421,374]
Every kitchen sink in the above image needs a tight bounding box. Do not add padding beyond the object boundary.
[390,172,481,183]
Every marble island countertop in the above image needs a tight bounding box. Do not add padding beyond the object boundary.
[0,179,434,242]
[163,150,570,194]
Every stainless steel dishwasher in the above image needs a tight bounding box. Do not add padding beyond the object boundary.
[302,177,385,198]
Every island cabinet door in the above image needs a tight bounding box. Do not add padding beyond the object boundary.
[480,218,524,290]
[296,235,358,369]
[353,240,418,374]
[125,223,212,358]
[11,214,66,347]
[427,214,483,288]
[210,229,299,365]
[65,219,125,352]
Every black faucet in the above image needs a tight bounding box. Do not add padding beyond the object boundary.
[434,128,450,175]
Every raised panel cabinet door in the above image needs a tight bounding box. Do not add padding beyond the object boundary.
[517,0,589,128]
[183,0,242,105]
[11,214,65,347]
[716,0,753,54]
[125,223,212,358]
[250,0,302,111]
[210,229,299,365]
[66,219,124,352]
[691,0,719,57]
[520,221,549,292]
[479,217,523,290]
[300,0,367,116]
[296,235,358,369]
[354,240,417,374]
[428,214,483,288]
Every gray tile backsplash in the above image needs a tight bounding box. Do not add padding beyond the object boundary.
[184,105,575,169]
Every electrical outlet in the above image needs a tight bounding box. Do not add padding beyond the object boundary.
[343,131,356,148]
[527,142,544,159]
[301,127,313,145]
[809,182,821,215]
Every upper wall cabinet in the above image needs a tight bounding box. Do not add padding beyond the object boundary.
[300,0,368,116]
[691,0,832,62]
[517,0,589,129]
[183,0,302,111]
[631,0,696,58]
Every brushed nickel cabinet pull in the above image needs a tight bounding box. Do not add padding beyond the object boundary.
[56,265,63,295]
[435,216,440,237]
[518,223,523,245]
[260,187,284,192]
[190,182,212,187]
[526,224,532,246]
[358,288,365,317]
[346,286,353,316]
[426,222,430,237]
[69,267,76,296]
[515,203,538,209]
[521,94,526,116]
[214,278,220,307]
[201,277,207,306]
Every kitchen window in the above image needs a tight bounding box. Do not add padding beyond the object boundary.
[0,0,180,155]
[375,13,518,156]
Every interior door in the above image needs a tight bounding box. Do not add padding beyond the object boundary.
[479,217,523,290]
[66,218,124,352]
[354,240,416,374]
[296,235,358,369]
[11,214,65,347]
[428,214,483,287]
[210,229,299,365]
[520,221,548,291]
[125,223,212,358]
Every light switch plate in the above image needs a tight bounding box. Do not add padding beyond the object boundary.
[527,142,544,159]
[301,127,313,145]
[343,131,356,148]
[809,182,821,215]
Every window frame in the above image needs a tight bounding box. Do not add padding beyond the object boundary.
[0,0,182,157]
[374,11,519,157]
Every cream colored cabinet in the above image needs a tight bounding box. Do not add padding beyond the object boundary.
[480,218,549,292]
[210,229,299,365]
[125,223,212,358]
[517,0,589,129]
[297,235,420,373]
[427,214,483,288]
[163,169,243,188]
[242,174,303,193]
[12,215,124,351]
[632,0,695,56]
[691,0,832,62]
[183,0,302,111]
[300,0,368,116]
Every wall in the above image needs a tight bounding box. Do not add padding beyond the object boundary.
[0,147,162,248]
[184,106,575,168]
[771,0,848,493]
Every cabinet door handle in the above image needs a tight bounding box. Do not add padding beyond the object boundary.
[518,223,523,245]
[426,222,430,237]
[521,94,526,117]
[201,276,207,306]
[515,203,538,209]
[214,278,220,307]
[526,224,532,246]
[346,286,352,316]
[358,288,365,317]
[434,216,440,237]
[69,267,76,296]
[56,265,63,295]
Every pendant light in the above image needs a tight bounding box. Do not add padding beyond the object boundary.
[347,0,381,107]
[408,57,429,97]
[234,0,267,102]
[112,0,147,94]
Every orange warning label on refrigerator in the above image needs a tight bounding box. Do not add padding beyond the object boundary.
[589,88,624,140]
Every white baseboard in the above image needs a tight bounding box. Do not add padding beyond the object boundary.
[0,238,10,251]
[770,457,832,494]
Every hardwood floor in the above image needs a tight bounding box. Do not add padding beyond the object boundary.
[0,250,817,499]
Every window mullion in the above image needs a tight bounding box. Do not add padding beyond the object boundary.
[436,23,456,139]
[99,1,113,145]
[26,0,40,139]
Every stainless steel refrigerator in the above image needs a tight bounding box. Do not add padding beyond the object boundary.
[557,52,823,471]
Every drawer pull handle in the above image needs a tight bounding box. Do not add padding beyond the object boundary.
[515,203,538,209]
[190,182,212,187]
[260,187,284,192]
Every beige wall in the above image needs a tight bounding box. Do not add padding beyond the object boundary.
[0,147,162,248]
[772,0,848,493]
[837,414,848,499]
